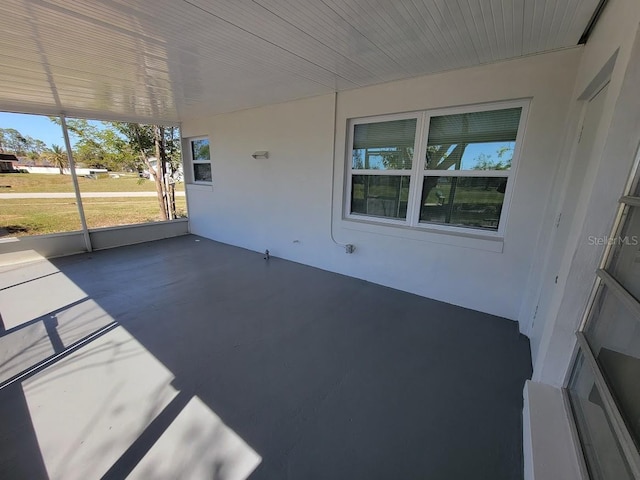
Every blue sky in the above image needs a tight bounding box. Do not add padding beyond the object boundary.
[0,112,80,147]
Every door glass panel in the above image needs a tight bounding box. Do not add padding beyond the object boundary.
[585,285,640,447]
[568,351,635,480]
[607,206,640,301]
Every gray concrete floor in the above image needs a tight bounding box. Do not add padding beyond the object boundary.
[0,235,531,479]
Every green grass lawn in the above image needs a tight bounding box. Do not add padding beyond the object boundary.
[1,197,187,236]
[0,173,185,193]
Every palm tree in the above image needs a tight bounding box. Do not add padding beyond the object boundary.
[45,144,68,174]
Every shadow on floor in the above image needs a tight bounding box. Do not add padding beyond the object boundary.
[0,382,49,479]
[0,235,532,479]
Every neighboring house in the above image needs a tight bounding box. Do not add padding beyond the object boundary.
[142,157,184,182]
[2,1,640,479]
[14,164,108,176]
[0,153,18,172]
[14,155,106,176]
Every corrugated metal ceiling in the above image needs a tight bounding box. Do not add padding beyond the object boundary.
[0,0,600,123]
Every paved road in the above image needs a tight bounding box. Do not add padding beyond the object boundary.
[0,191,186,199]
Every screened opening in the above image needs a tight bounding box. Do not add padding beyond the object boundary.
[0,112,81,237]
[65,119,186,228]
[0,112,187,239]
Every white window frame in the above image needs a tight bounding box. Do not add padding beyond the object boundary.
[189,136,212,185]
[345,99,529,237]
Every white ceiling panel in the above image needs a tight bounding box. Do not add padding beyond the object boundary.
[251,0,413,82]
[0,0,602,123]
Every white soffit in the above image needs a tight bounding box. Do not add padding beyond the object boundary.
[0,0,600,123]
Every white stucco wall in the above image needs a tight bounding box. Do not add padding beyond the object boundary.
[182,93,336,269]
[528,0,640,386]
[182,48,582,323]
[521,2,640,476]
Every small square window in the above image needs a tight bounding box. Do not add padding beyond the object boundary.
[193,163,212,183]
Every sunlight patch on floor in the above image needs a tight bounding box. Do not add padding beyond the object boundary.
[130,396,262,480]
[0,250,56,286]
[0,271,86,330]
[0,248,51,268]
[2,253,261,479]
[23,326,178,480]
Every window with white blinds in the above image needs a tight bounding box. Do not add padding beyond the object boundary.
[346,101,528,235]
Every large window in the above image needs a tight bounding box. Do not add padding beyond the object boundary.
[346,102,527,235]
[189,137,211,184]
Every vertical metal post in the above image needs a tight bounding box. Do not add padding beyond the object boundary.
[60,114,92,252]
